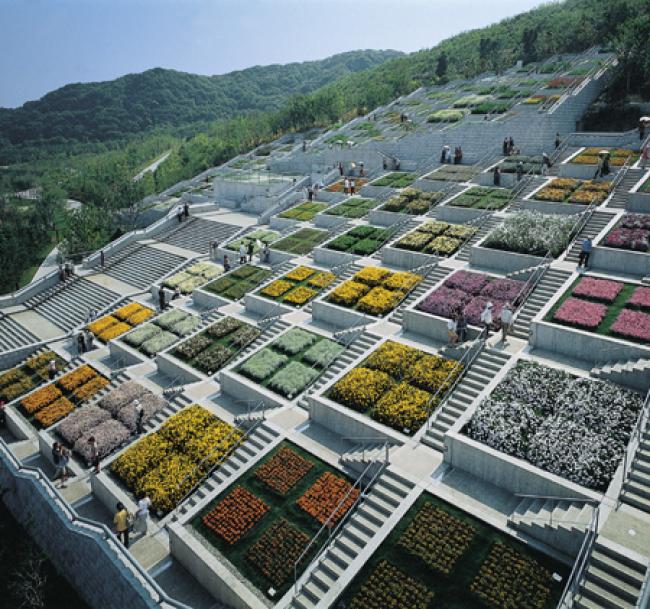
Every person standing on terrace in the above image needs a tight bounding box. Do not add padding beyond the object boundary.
[500,303,513,343]
[88,436,100,474]
[0,399,6,427]
[343,177,350,195]
[113,503,130,548]
[640,119,646,141]
[578,237,592,270]
[223,255,231,272]
[502,138,509,156]
[48,359,57,380]
[457,310,468,343]
[493,166,501,186]
[555,133,561,149]
[480,302,493,332]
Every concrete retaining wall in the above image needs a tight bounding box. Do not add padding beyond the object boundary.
[109,340,148,367]
[0,342,42,371]
[381,244,440,270]
[469,245,546,274]
[313,246,359,268]
[269,216,299,231]
[192,288,231,310]
[590,246,650,278]
[244,293,292,318]
[155,352,204,385]
[403,308,481,343]
[311,300,371,329]
[314,212,348,229]
[518,198,586,216]
[367,208,410,227]
[218,371,285,410]
[436,204,486,223]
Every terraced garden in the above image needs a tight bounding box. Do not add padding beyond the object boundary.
[0,350,66,403]
[379,188,443,215]
[324,225,393,256]
[323,197,378,219]
[87,302,155,342]
[122,309,201,356]
[257,266,335,307]
[204,264,273,301]
[394,220,477,256]
[278,202,328,221]
[272,228,329,255]
[448,187,512,210]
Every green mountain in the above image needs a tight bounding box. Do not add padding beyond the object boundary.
[0,49,401,150]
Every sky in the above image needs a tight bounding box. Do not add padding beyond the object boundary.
[0,0,544,108]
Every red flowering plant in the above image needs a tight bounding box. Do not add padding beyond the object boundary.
[553,298,606,329]
[611,309,650,342]
[572,277,624,303]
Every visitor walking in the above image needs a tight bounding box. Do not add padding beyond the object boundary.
[350,179,356,195]
[578,237,592,270]
[542,152,552,170]
[239,242,247,265]
[307,187,314,202]
[516,161,524,182]
[88,436,100,474]
[52,442,62,480]
[173,287,181,301]
[457,310,468,343]
[640,119,646,141]
[158,288,166,312]
[210,240,219,260]
[100,250,105,268]
[343,177,350,195]
[114,503,131,548]
[480,302,493,332]
[134,400,145,436]
[555,133,561,149]
[77,332,86,354]
[447,314,458,345]
[59,446,70,488]
[359,162,365,177]
[176,205,183,223]
[502,138,509,156]
[440,146,447,164]
[183,202,190,219]
[48,359,58,380]
[261,244,270,264]
[500,303,513,343]
[84,329,94,352]
[223,255,230,272]
[134,494,152,536]
[493,166,501,186]
[247,241,254,262]
[508,137,515,154]
[338,162,344,176]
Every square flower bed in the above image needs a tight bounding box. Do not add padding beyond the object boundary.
[328,340,462,434]
[427,108,468,122]
[272,228,328,255]
[500,155,543,175]
[603,213,650,252]
[627,286,650,311]
[257,265,334,307]
[192,441,356,598]
[449,187,512,210]
[297,471,359,525]
[379,188,443,215]
[570,147,637,167]
[326,267,422,317]
[611,309,650,342]
[172,317,260,376]
[533,178,610,205]
[278,201,327,221]
[483,211,575,257]
[162,261,223,294]
[466,360,644,489]
[87,302,155,342]
[237,328,343,399]
[324,197,378,219]
[336,493,566,609]
[423,165,476,183]
[324,225,392,256]
[111,404,241,513]
[572,277,623,303]
[325,178,368,193]
[0,350,66,403]
[371,172,417,188]
[122,309,201,356]
[226,229,280,254]
[204,264,273,301]
[394,221,477,257]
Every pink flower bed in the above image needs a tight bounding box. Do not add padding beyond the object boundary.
[572,277,624,303]
[621,213,650,230]
[443,271,489,295]
[553,298,606,329]
[627,286,650,310]
[463,297,505,330]
[417,286,470,317]
[480,278,525,303]
[611,309,650,342]
[604,228,650,252]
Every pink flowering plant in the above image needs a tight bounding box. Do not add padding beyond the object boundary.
[443,271,489,295]
[621,213,650,230]
[604,228,649,252]
[627,286,650,311]
[417,287,470,318]
[611,309,650,342]
[553,298,606,329]
[480,278,524,302]
[572,277,624,303]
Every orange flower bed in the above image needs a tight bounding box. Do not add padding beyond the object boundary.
[58,365,97,392]
[202,486,269,545]
[255,448,313,496]
[34,397,74,427]
[98,322,131,342]
[21,384,62,415]
[72,376,109,402]
[297,472,359,525]
[87,315,119,335]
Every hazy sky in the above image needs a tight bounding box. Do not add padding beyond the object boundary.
[0,0,544,108]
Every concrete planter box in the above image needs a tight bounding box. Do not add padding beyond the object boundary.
[155,351,205,384]
[314,212,348,229]
[403,308,481,343]
[91,470,138,516]
[308,393,406,444]
[244,293,292,318]
[590,246,650,278]
[313,246,359,268]
[218,370,286,411]
[109,340,148,366]
[445,431,600,501]
[311,299,375,330]
[628,173,650,212]
[412,178,452,193]
[269,215,300,231]
[530,320,650,362]
[267,248,296,266]
[519,198,586,216]
[559,162,614,180]
[360,184,395,199]
[367,208,411,227]
[192,288,231,310]
[436,204,486,223]
[0,343,43,371]
[381,244,440,270]
[469,245,546,274]
[169,524,266,609]
[478,170,518,188]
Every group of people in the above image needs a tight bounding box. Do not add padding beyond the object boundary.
[238,240,269,265]
[113,494,151,548]
[77,328,95,354]
[159,285,181,311]
[342,178,357,195]
[447,301,514,345]
[176,202,190,223]
[58,262,74,282]
[502,136,519,156]
[337,161,365,177]
[439,145,463,165]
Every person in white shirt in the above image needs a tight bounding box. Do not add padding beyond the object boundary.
[343,178,350,194]
[500,302,514,343]
[134,493,152,535]
[239,242,247,264]
[480,302,493,333]
[447,315,458,344]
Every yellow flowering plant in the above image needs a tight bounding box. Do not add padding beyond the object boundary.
[330,368,395,412]
[34,397,75,428]
[21,384,62,414]
[352,267,392,286]
[328,281,370,307]
[284,266,316,282]
[98,322,131,342]
[127,307,154,325]
[114,302,144,321]
[283,286,318,306]
[261,280,294,298]
[307,271,335,289]
[88,315,119,336]
[58,365,97,392]
[357,287,404,316]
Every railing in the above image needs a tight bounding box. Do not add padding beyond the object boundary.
[636,565,650,609]
[511,252,554,309]
[233,399,268,425]
[256,300,288,330]
[331,259,357,278]
[332,316,373,343]
[0,439,192,609]
[619,388,650,505]
[341,436,393,465]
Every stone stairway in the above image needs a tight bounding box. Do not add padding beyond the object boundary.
[238,319,292,360]
[25,278,120,333]
[570,538,646,609]
[369,219,420,261]
[0,315,39,352]
[287,468,415,609]
[296,331,380,410]
[455,215,502,262]
[620,425,650,515]
[389,266,452,325]
[144,392,193,433]
[564,211,616,264]
[103,245,187,290]
[511,268,572,340]
[508,496,594,557]
[590,356,650,392]
[422,347,511,451]
[158,218,242,254]
[606,168,644,209]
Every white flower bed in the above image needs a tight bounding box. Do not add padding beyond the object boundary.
[466,361,643,490]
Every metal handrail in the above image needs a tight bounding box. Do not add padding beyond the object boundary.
[620,388,650,504]
[510,252,554,309]
[636,565,650,609]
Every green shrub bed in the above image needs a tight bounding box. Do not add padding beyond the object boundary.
[278,202,327,221]
[371,172,417,188]
[324,197,378,218]
[204,265,273,301]
[272,228,328,255]
[380,188,443,215]
[423,165,476,183]
[122,309,201,356]
[394,220,477,256]
[449,187,512,210]
[325,225,393,256]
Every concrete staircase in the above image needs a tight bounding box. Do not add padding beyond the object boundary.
[590,357,650,392]
[369,219,420,261]
[422,347,511,451]
[564,211,616,264]
[620,426,650,515]
[158,218,242,254]
[508,496,594,557]
[606,168,644,210]
[511,268,572,340]
[571,538,646,609]
[389,266,452,325]
[455,215,502,262]
[287,468,415,609]
[25,278,120,333]
[0,315,39,352]
[103,245,187,290]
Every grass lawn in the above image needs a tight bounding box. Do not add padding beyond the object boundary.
[336,491,569,609]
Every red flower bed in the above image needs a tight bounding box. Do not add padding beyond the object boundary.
[611,309,650,342]
[202,486,269,545]
[297,472,359,526]
[553,298,606,329]
[572,277,623,303]
[255,448,313,496]
[627,286,650,311]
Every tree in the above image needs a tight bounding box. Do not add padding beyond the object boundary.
[58,205,113,262]
[436,52,448,82]
[522,27,539,65]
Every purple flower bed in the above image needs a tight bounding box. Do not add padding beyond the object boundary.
[480,278,524,303]
[627,286,650,310]
[621,213,650,230]
[443,270,489,295]
[611,309,650,342]
[572,277,624,303]
[463,297,505,330]
[604,228,650,252]
[553,298,606,329]
[417,286,470,318]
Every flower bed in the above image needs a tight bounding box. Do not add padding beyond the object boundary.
[534,178,611,205]
[483,211,574,257]
[111,404,241,513]
[324,198,378,219]
[237,328,343,398]
[162,262,223,294]
[278,201,327,221]
[272,228,328,255]
[449,187,512,210]
[466,360,644,489]
[427,108,468,122]
[172,317,260,375]
[371,172,416,188]
[329,340,461,434]
[0,350,66,403]
[393,220,477,257]
[337,493,566,609]
[257,265,334,307]
[325,178,367,192]
[326,267,422,317]
[88,302,155,341]
[297,471,359,525]
[603,213,650,252]
[204,264,273,301]
[255,447,313,496]
[553,298,607,329]
[423,165,476,183]
[122,309,201,356]
[324,225,392,256]
[628,286,650,310]
[417,270,524,330]
[379,188,443,215]
[500,155,543,174]
[226,229,280,254]
[570,147,637,167]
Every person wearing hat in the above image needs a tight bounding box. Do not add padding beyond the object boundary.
[480,302,493,333]
[134,399,145,435]
[500,303,514,343]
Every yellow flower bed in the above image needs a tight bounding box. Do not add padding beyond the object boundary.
[548,178,579,190]
[261,280,294,298]
[283,286,318,306]
[569,190,607,205]
[114,302,144,321]
[353,267,392,286]
[284,266,316,282]
[406,356,461,394]
[328,281,370,307]
[21,384,62,415]
[98,322,132,342]
[72,376,109,402]
[365,341,421,378]
[88,315,119,335]
[138,454,202,513]
[330,368,394,412]
[184,420,242,467]
[535,187,567,202]
[34,397,75,428]
[383,272,422,293]
[581,180,611,192]
[307,271,335,289]
[357,287,404,316]
[58,365,97,392]
[373,382,430,431]
[127,307,154,325]
[112,434,172,488]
